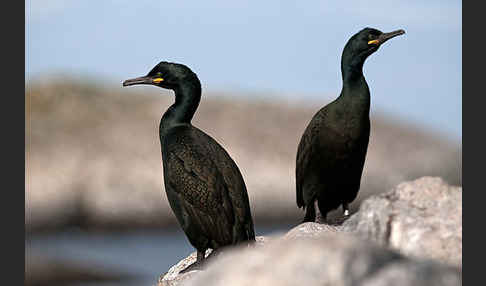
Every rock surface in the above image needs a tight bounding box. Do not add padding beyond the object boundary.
[159,177,462,286]
[284,221,341,239]
[180,234,461,286]
[158,236,269,286]
[342,176,462,266]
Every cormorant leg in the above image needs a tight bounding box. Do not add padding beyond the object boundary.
[197,250,205,263]
[302,200,316,223]
[180,250,206,273]
[315,200,327,224]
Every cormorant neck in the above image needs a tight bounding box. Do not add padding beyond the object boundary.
[339,51,370,111]
[341,52,366,83]
[160,81,201,131]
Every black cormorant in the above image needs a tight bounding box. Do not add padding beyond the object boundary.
[123,62,255,272]
[296,28,405,223]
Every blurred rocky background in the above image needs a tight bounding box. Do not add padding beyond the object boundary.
[25,79,461,234]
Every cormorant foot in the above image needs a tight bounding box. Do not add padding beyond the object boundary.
[314,200,328,224]
[180,250,209,274]
[180,260,205,274]
[315,214,328,224]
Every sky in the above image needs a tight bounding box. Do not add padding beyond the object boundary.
[26,0,462,142]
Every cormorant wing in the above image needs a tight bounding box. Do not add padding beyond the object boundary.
[164,134,236,245]
[296,116,317,208]
[296,107,338,208]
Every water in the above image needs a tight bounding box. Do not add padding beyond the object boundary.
[26,225,289,286]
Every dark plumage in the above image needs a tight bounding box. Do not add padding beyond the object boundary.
[296,28,405,223]
[123,62,255,272]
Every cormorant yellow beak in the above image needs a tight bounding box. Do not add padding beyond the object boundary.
[368,39,380,45]
[152,78,164,84]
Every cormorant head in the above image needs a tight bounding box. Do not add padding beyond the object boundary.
[123,61,200,91]
[342,27,405,69]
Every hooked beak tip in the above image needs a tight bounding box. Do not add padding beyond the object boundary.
[122,76,152,87]
[378,29,406,45]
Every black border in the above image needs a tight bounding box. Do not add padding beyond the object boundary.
[6,0,26,285]
[463,0,475,284]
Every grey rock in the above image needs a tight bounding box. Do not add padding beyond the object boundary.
[158,250,208,286]
[284,222,341,239]
[183,233,461,286]
[360,260,462,286]
[158,236,269,286]
[343,176,462,266]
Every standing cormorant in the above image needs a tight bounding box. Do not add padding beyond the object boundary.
[123,62,255,272]
[296,28,405,223]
